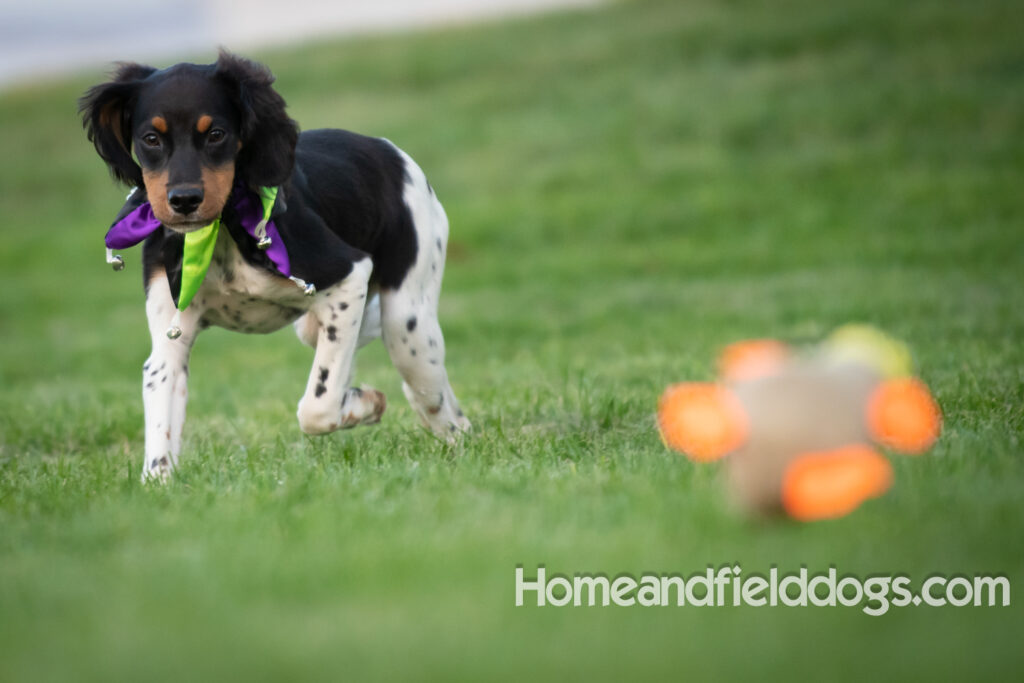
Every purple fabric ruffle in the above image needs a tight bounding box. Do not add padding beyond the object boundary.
[105,202,160,249]
[232,187,291,278]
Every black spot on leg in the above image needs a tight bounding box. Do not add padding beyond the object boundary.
[145,382,155,390]
[410,348,417,356]
[161,375,167,383]
[158,456,169,467]
[151,459,158,468]
[428,337,437,348]
[327,326,337,342]
[315,384,327,398]
[319,367,330,382]
[429,359,438,365]
[436,238,443,252]
[407,316,417,332]
[339,302,348,310]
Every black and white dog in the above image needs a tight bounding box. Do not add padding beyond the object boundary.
[80,52,470,481]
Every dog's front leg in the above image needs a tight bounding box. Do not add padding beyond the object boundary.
[296,258,385,435]
[141,272,202,482]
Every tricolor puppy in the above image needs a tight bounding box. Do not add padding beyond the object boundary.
[80,52,470,481]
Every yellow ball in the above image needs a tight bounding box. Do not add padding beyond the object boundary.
[825,324,913,378]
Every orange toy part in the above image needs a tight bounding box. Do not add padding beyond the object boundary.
[718,339,790,382]
[781,445,893,521]
[657,383,748,461]
[867,377,942,454]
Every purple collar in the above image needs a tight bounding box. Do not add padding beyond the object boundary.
[105,184,291,278]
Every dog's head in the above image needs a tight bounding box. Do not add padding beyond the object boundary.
[80,51,298,232]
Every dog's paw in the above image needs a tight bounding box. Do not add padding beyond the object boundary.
[141,455,174,483]
[401,382,471,443]
[442,412,472,444]
[453,412,472,434]
[297,386,387,435]
[340,385,387,428]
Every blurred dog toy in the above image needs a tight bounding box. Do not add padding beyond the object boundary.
[657,325,941,521]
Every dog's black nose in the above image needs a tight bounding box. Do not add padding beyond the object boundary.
[167,187,204,215]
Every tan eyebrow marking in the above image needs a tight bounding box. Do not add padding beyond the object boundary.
[196,115,213,134]
[151,116,168,133]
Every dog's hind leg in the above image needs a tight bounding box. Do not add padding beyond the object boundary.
[380,152,470,441]
[141,271,203,482]
[295,258,387,435]
[293,311,320,349]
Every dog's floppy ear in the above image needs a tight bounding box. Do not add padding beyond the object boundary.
[216,51,299,188]
[79,63,156,186]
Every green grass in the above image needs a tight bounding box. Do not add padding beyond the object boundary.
[1,0,1023,679]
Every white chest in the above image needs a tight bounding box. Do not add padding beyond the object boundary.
[195,230,311,334]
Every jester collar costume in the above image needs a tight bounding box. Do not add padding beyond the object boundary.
[105,182,315,339]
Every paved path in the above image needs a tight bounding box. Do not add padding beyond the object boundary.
[0,0,599,89]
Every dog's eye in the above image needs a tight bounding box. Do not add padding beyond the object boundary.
[207,129,226,144]
[142,133,161,147]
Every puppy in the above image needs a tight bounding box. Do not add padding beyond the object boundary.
[80,51,470,481]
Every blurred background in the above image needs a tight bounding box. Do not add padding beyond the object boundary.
[1,0,1021,681]
[0,0,598,87]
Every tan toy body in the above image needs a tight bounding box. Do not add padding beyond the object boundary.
[727,359,882,515]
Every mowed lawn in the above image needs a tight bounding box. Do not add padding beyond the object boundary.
[1,0,1022,680]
